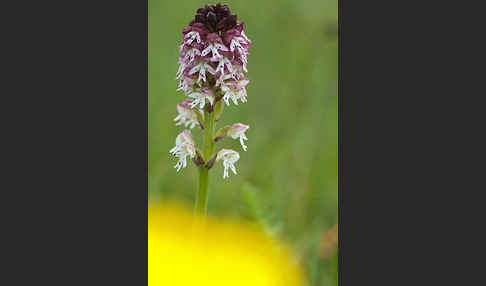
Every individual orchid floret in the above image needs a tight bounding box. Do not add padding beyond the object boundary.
[202,33,229,61]
[215,57,233,78]
[184,47,202,64]
[169,130,197,172]
[216,149,240,179]
[184,31,201,46]
[176,60,187,80]
[221,77,249,106]
[189,60,216,84]
[227,123,249,151]
[177,76,197,94]
[213,123,249,151]
[177,48,202,80]
[215,73,233,87]
[230,34,249,56]
[173,100,203,129]
[187,87,215,109]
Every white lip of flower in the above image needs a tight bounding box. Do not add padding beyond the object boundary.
[201,42,228,61]
[230,36,247,54]
[235,86,248,103]
[184,31,201,45]
[216,73,232,87]
[184,48,201,63]
[216,149,240,179]
[221,85,245,106]
[215,57,233,78]
[173,102,201,129]
[177,77,196,94]
[228,64,245,80]
[240,54,248,72]
[221,85,236,106]
[169,130,196,172]
[227,123,250,151]
[176,61,187,79]
[221,78,249,106]
[187,88,214,109]
[189,61,216,84]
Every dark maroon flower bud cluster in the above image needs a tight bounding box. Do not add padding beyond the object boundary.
[191,3,237,33]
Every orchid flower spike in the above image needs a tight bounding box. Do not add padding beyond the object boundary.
[227,123,249,151]
[173,100,203,129]
[169,130,196,172]
[216,149,240,179]
[176,3,251,105]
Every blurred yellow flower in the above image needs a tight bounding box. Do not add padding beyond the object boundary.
[149,203,304,286]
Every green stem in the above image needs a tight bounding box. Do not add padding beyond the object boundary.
[195,109,215,215]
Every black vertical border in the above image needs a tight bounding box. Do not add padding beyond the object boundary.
[6,0,150,284]
[338,0,343,281]
[339,0,430,284]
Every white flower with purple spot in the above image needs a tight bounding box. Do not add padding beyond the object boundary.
[169,130,196,172]
[216,149,240,179]
[189,60,216,84]
[227,123,249,151]
[184,48,202,63]
[215,73,232,87]
[202,42,228,61]
[177,76,197,94]
[184,31,201,45]
[173,100,202,129]
[221,77,249,106]
[187,87,214,109]
[215,57,233,78]
[230,36,247,55]
[176,60,187,79]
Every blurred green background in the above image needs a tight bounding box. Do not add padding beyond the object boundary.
[149,0,337,285]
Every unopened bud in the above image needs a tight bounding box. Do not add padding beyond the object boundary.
[214,126,230,142]
[205,153,217,169]
[192,149,205,166]
[205,102,214,113]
